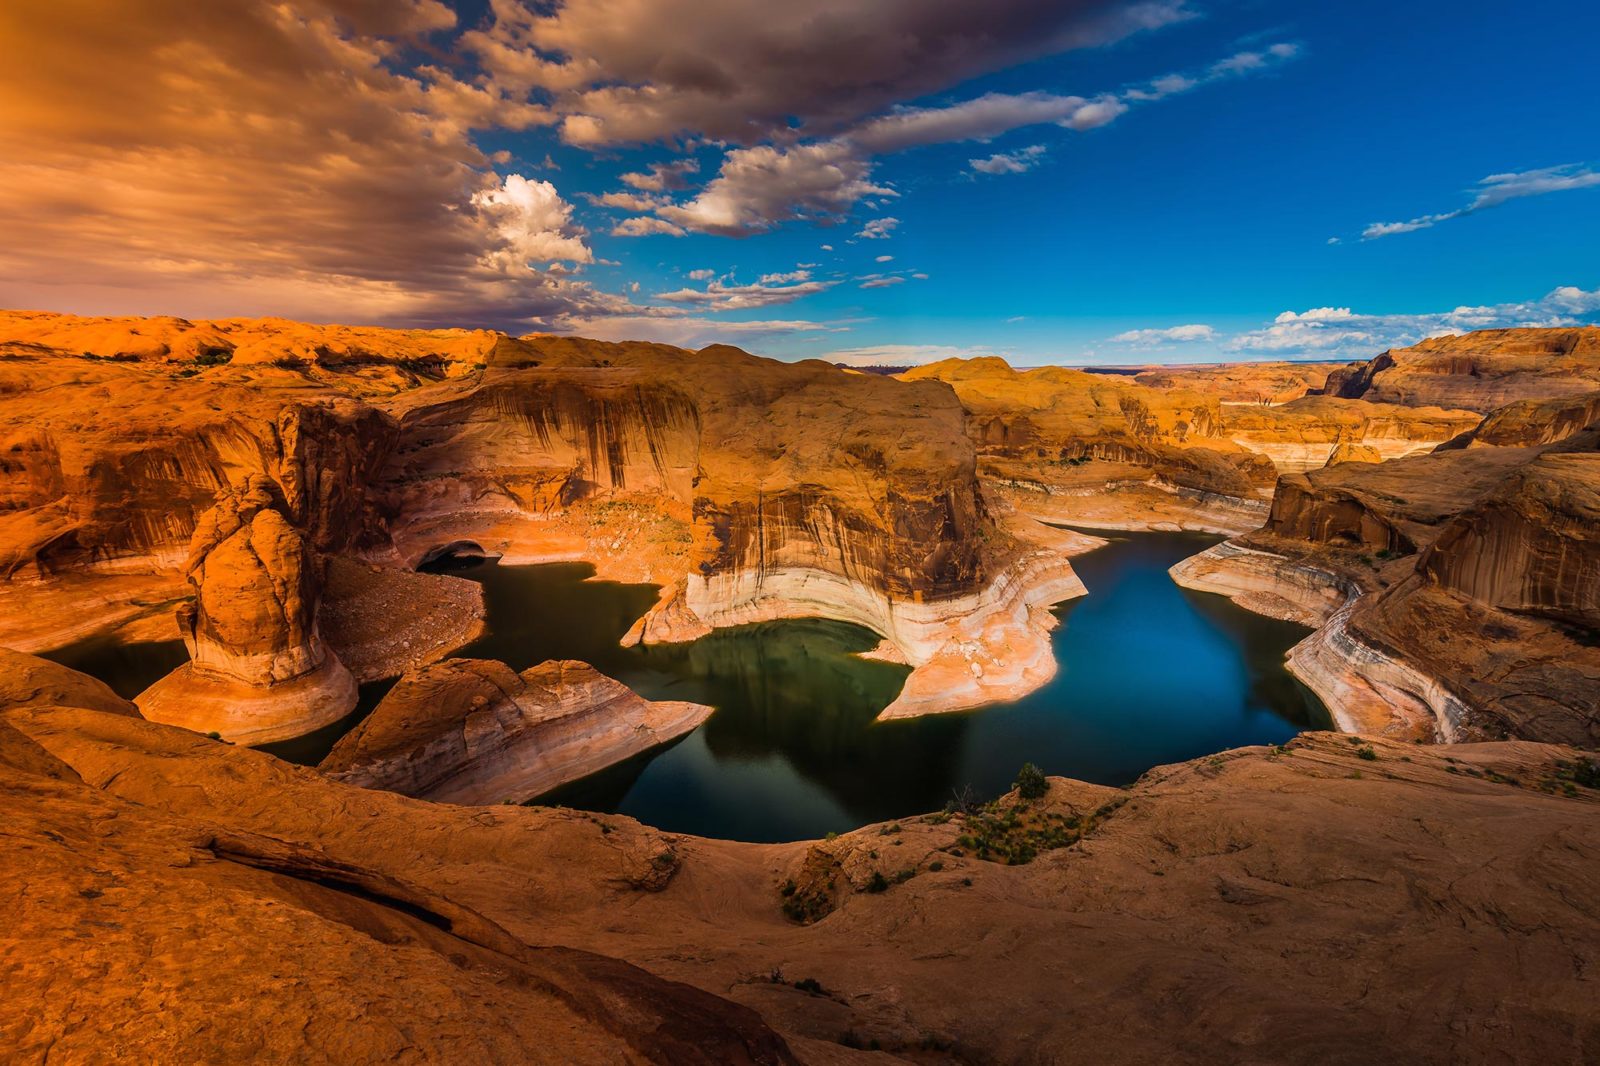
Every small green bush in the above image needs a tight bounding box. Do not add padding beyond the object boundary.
[1014,762,1049,800]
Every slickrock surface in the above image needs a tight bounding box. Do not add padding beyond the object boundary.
[0,722,794,1062]
[1176,421,1600,745]
[1325,326,1600,412]
[321,658,713,803]
[4,661,1597,1065]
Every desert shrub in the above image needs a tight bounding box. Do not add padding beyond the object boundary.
[1014,762,1049,800]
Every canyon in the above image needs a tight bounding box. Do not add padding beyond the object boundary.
[3,313,1598,1062]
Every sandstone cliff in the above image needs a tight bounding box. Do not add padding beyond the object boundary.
[901,356,1475,534]
[321,657,712,804]
[1176,421,1600,746]
[0,311,1082,731]
[1324,326,1600,412]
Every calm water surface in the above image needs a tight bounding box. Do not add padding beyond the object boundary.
[445,529,1327,840]
[45,529,1328,841]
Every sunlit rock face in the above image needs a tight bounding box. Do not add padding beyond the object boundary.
[1189,416,1600,747]
[177,481,329,686]
[320,657,712,803]
[898,357,1476,538]
[1,312,1061,727]
[135,478,359,744]
[1325,326,1600,412]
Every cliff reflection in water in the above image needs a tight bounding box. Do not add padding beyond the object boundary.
[433,530,1326,842]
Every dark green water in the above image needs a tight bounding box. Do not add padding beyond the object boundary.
[41,634,189,699]
[435,529,1327,841]
[40,530,1328,842]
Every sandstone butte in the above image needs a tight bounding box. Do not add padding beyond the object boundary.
[2,310,1600,1061]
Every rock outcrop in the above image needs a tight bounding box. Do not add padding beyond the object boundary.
[3,659,1597,1064]
[901,356,1475,534]
[1176,420,1600,746]
[1324,326,1600,412]
[1130,360,1344,404]
[135,480,357,743]
[321,658,712,804]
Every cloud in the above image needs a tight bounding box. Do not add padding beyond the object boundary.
[857,217,900,240]
[971,145,1047,175]
[641,39,1299,238]
[465,0,1192,147]
[1357,164,1600,241]
[586,190,667,212]
[655,278,836,311]
[759,270,812,284]
[611,216,687,237]
[1109,323,1217,344]
[851,93,1122,154]
[687,268,717,280]
[859,276,907,289]
[875,255,895,263]
[655,142,895,236]
[473,175,593,266]
[619,158,700,192]
[825,343,1004,367]
[1227,284,1600,356]
[554,315,846,349]
[0,0,646,330]
[1124,41,1298,100]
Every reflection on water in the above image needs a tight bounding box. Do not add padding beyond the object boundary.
[447,530,1327,842]
[43,530,1328,843]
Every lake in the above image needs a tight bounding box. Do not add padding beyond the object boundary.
[43,529,1328,841]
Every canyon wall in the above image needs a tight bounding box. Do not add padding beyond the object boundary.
[901,356,1474,534]
[0,312,1082,734]
[1177,415,1600,746]
[1324,326,1600,412]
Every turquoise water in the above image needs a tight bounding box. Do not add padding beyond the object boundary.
[440,529,1327,841]
[42,529,1328,842]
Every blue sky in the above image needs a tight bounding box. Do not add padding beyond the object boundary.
[4,0,1598,364]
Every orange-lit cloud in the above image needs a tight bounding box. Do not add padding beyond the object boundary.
[0,0,601,327]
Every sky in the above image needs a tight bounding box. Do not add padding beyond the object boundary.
[1,0,1597,366]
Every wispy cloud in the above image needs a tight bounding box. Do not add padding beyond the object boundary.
[628,40,1301,237]
[1355,165,1600,240]
[655,277,836,311]
[1226,284,1600,355]
[971,145,1047,175]
[1109,323,1217,344]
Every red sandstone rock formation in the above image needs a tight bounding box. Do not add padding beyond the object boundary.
[321,657,712,803]
[1324,326,1600,412]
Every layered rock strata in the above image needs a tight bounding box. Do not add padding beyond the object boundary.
[136,480,357,743]
[1175,422,1600,745]
[899,357,1476,536]
[321,658,712,804]
[1324,326,1600,411]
